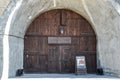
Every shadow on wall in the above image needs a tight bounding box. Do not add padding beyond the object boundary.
[109,0,120,15]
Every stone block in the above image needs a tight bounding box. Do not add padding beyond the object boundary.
[0,35,3,78]
[0,8,4,16]
[0,0,10,7]
[0,0,10,16]
[9,36,23,77]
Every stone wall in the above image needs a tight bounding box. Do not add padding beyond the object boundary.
[0,0,10,78]
[0,0,120,79]
[0,35,3,78]
[0,0,10,16]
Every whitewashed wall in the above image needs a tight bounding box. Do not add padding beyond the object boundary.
[0,0,120,78]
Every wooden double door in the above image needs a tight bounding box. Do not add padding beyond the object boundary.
[24,37,75,73]
[24,9,97,73]
[48,45,75,73]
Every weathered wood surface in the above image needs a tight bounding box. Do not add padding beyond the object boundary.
[24,9,96,73]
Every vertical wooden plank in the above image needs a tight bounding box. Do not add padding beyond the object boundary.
[88,36,96,51]
[47,46,60,73]
[79,36,88,51]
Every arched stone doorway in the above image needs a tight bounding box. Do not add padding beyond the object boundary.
[24,9,97,74]
[1,0,120,78]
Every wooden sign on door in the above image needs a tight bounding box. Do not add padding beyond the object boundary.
[48,37,71,44]
[76,56,86,68]
[76,56,87,75]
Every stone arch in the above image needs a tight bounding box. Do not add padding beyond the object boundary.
[24,9,97,73]
[1,0,120,78]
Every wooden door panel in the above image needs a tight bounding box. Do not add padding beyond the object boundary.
[61,61,74,73]
[65,19,81,36]
[80,19,94,34]
[38,37,48,54]
[60,46,75,73]
[38,55,48,73]
[48,46,60,73]
[48,46,59,61]
[24,9,96,73]
[72,37,80,45]
[48,62,60,73]
[24,37,38,52]
[79,37,88,51]
[85,53,97,73]
[27,10,60,36]
[24,55,39,72]
[88,36,96,51]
